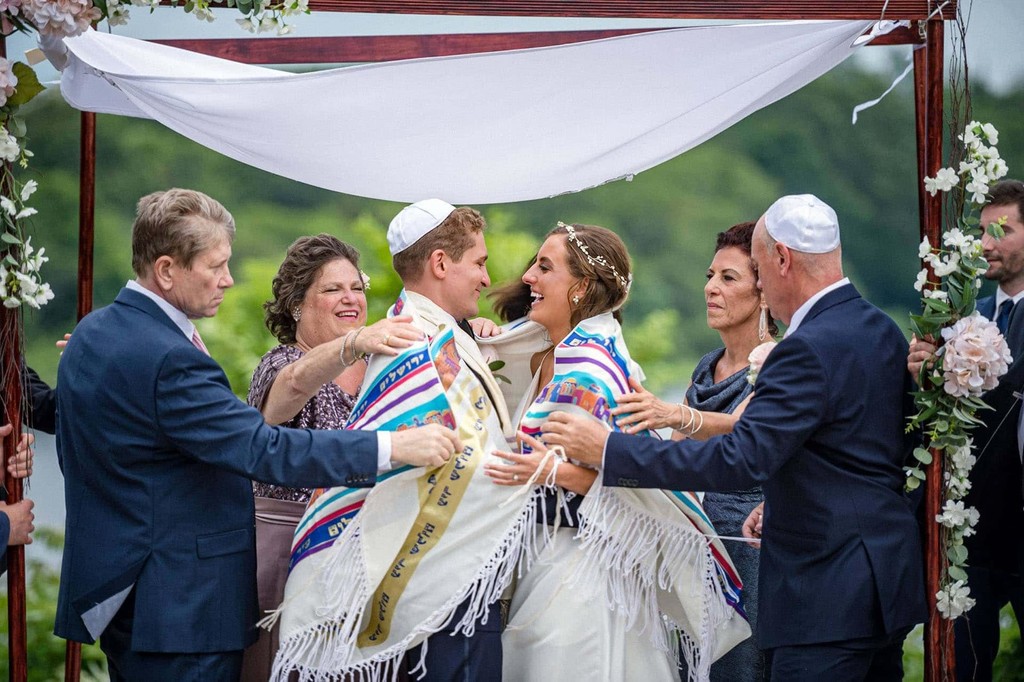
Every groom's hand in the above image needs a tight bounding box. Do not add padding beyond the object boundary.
[542,413,608,467]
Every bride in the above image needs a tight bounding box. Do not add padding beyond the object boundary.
[477,222,748,680]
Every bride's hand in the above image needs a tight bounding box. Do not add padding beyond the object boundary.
[470,317,503,338]
[484,432,552,486]
[611,377,680,434]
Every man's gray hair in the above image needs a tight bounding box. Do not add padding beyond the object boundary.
[131,188,236,277]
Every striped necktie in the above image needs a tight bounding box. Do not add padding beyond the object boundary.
[191,328,210,356]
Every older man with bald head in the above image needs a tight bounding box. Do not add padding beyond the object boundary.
[544,195,926,681]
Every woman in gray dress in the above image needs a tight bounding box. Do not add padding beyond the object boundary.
[613,221,776,682]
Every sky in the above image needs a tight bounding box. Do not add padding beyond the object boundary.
[7,0,1023,93]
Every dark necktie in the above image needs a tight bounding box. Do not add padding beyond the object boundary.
[996,300,1014,335]
[457,318,476,338]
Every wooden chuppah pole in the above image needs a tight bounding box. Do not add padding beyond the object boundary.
[914,17,955,682]
[62,111,95,682]
[0,29,29,682]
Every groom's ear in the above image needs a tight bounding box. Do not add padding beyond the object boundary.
[428,249,448,280]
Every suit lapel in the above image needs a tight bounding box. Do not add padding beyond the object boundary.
[977,295,996,321]
[1003,299,1024,357]
[115,288,188,339]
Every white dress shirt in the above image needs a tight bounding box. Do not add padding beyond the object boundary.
[784,277,851,337]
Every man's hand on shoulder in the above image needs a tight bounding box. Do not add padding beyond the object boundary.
[391,424,461,468]
[1,499,35,546]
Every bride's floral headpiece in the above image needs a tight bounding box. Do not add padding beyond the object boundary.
[559,221,631,296]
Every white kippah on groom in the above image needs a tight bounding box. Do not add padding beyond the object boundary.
[764,193,840,253]
[387,198,456,256]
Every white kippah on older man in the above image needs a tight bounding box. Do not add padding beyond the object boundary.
[764,193,841,253]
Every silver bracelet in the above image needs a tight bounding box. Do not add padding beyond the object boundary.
[677,403,694,432]
[338,332,355,369]
[690,407,705,435]
[348,328,366,363]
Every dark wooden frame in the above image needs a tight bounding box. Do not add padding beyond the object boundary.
[1,2,957,680]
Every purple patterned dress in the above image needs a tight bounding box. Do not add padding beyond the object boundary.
[240,344,362,681]
[247,344,358,501]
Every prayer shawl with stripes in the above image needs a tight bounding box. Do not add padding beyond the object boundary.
[271,292,536,681]
[512,313,751,678]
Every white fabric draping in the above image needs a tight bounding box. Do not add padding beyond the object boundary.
[56,20,873,204]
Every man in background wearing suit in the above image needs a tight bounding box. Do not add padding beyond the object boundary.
[545,194,926,681]
[55,188,460,681]
[909,178,1024,681]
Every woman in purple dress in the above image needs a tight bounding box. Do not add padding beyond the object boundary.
[240,234,417,680]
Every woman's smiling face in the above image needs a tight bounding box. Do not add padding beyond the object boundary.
[522,235,579,336]
[295,257,367,348]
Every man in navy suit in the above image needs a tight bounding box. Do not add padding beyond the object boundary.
[545,194,926,680]
[909,179,1024,681]
[55,189,460,681]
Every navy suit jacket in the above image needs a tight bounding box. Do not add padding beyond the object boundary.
[23,366,56,435]
[604,284,926,649]
[966,296,1024,573]
[54,288,380,652]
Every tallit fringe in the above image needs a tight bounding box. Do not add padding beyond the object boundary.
[271,486,550,682]
[572,485,735,682]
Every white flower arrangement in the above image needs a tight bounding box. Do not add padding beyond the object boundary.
[745,340,777,386]
[908,121,1013,620]
[0,1,303,311]
[939,312,1012,398]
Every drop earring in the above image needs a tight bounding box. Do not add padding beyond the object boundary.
[292,306,302,321]
[572,295,580,306]
[758,297,769,341]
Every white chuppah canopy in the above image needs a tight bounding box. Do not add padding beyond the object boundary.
[55,20,877,204]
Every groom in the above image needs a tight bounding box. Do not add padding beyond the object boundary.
[388,198,512,680]
[544,195,926,680]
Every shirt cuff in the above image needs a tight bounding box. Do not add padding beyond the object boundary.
[377,432,392,472]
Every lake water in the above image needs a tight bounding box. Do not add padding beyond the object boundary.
[17,431,65,569]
